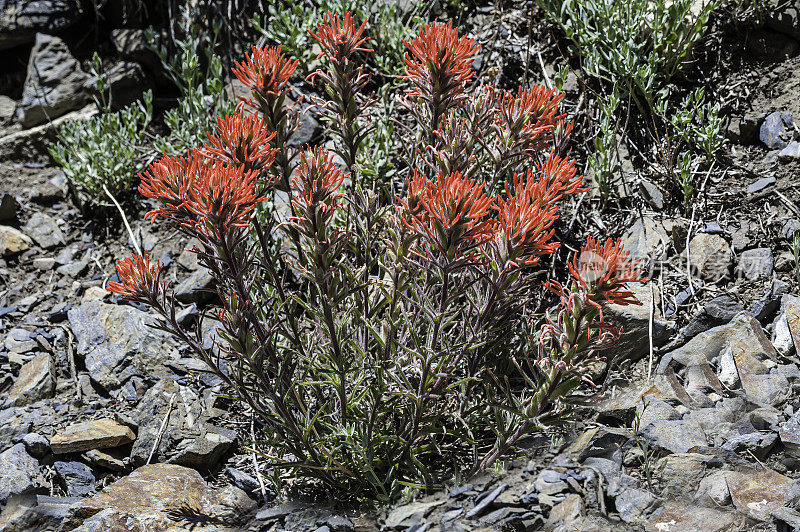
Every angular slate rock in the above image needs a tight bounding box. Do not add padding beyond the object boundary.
[2,353,54,408]
[53,461,95,497]
[0,0,84,51]
[0,444,40,506]
[67,300,179,391]
[70,464,255,530]
[17,34,91,127]
[51,418,136,454]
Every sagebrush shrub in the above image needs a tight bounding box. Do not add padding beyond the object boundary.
[49,54,153,204]
[110,13,646,500]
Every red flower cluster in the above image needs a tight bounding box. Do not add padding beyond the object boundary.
[310,11,372,64]
[139,151,264,233]
[493,172,560,267]
[400,154,584,266]
[403,23,479,96]
[202,112,278,174]
[495,86,564,148]
[400,171,495,258]
[233,45,298,108]
[537,153,584,204]
[496,87,562,130]
[291,148,348,220]
[107,251,163,300]
[402,23,480,129]
[569,236,648,307]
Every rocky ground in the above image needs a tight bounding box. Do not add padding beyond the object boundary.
[4,1,800,531]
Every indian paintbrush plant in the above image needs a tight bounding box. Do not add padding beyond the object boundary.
[108,13,648,501]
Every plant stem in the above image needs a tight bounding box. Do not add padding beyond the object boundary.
[103,185,141,257]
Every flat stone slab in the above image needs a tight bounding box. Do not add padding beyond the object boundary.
[726,468,800,522]
[647,501,739,531]
[3,352,54,407]
[70,463,255,530]
[51,418,136,454]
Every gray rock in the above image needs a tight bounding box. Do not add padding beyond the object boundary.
[637,396,680,429]
[255,501,310,521]
[129,378,231,468]
[682,401,746,445]
[82,449,125,473]
[565,425,629,462]
[544,494,583,530]
[23,212,64,249]
[53,461,95,497]
[695,471,731,506]
[638,179,663,210]
[760,111,794,150]
[620,216,670,264]
[104,61,152,110]
[737,248,774,280]
[718,344,739,388]
[56,260,88,278]
[0,404,57,450]
[774,295,800,357]
[170,424,237,468]
[772,506,800,531]
[20,433,49,459]
[614,488,656,523]
[0,494,82,532]
[0,444,40,506]
[784,218,800,239]
[657,453,716,498]
[0,96,15,124]
[0,0,84,51]
[17,34,91,127]
[0,103,96,161]
[176,239,202,271]
[688,234,731,281]
[385,500,444,529]
[731,226,751,253]
[722,431,777,460]
[779,410,800,458]
[0,226,32,256]
[3,328,36,355]
[604,283,672,363]
[700,222,725,234]
[317,514,354,531]
[226,467,260,493]
[681,295,742,339]
[749,406,784,430]
[775,363,800,381]
[287,103,322,147]
[664,313,789,407]
[779,140,800,160]
[67,300,179,391]
[643,418,706,453]
[581,457,621,483]
[747,177,775,194]
[31,176,66,205]
[16,295,38,313]
[111,29,162,73]
[70,463,255,530]
[174,268,216,304]
[2,353,53,408]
